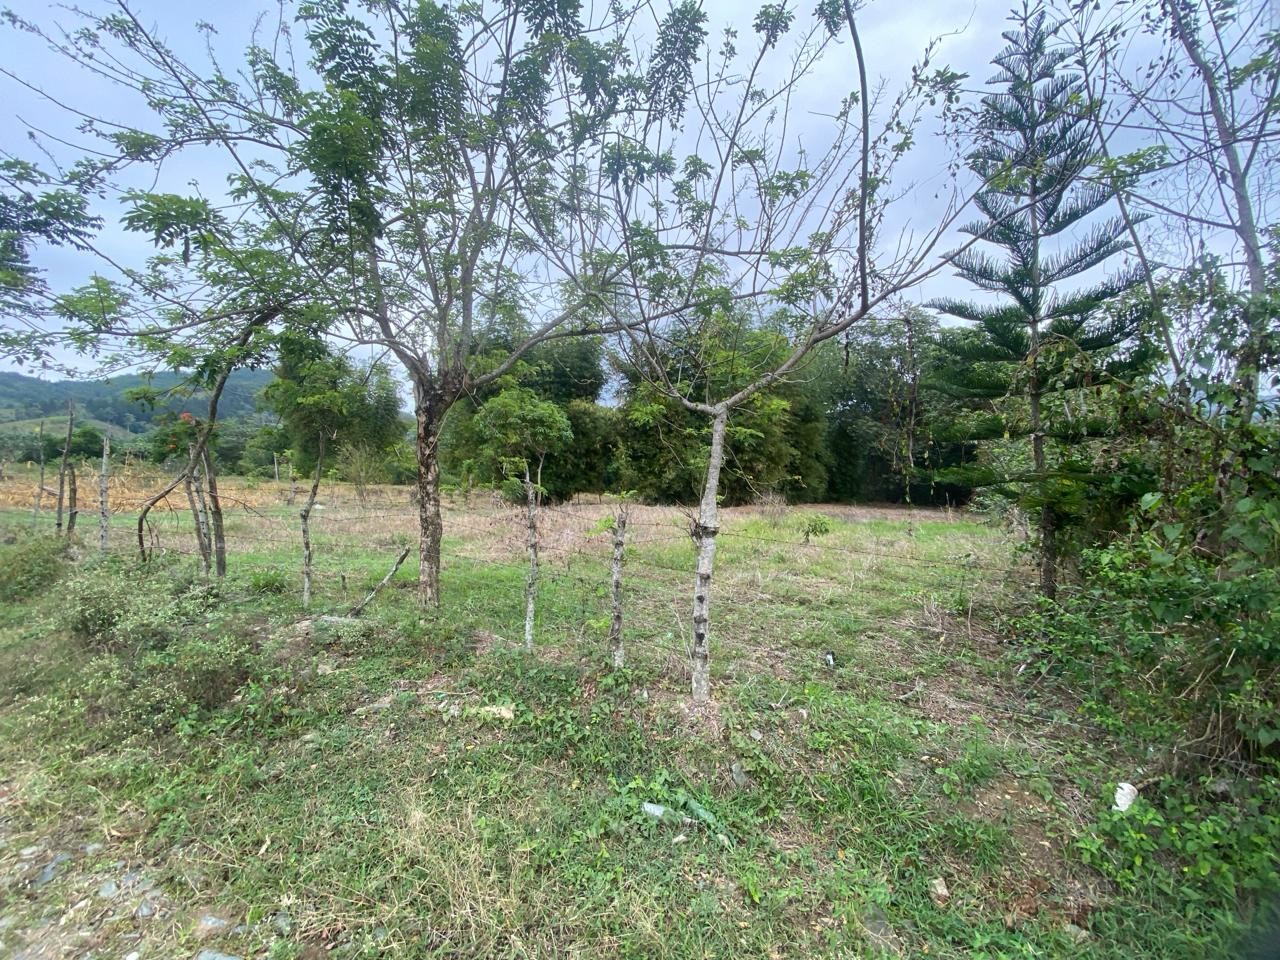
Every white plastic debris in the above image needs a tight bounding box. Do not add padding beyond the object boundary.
[928,877,950,906]
[1112,782,1139,812]
[642,802,668,819]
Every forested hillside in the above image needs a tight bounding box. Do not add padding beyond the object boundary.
[0,368,273,434]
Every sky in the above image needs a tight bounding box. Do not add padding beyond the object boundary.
[0,0,1152,382]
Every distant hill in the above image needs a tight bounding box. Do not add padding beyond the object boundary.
[0,369,274,435]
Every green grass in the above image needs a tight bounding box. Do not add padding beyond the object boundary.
[0,504,1272,958]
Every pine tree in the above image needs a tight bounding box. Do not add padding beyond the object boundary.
[931,3,1150,599]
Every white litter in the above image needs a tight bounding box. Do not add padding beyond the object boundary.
[1112,782,1139,812]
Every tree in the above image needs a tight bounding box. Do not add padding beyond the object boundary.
[930,4,1150,599]
[1063,0,1278,422]
[472,386,572,650]
[3,0,658,606]
[263,331,403,479]
[590,1,980,701]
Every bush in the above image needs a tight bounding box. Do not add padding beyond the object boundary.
[0,534,67,603]
[798,512,833,543]
[65,559,219,652]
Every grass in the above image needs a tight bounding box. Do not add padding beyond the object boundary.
[0,497,1273,958]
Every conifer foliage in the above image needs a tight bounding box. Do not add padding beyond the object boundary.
[931,3,1150,598]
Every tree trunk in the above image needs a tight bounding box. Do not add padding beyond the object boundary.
[608,505,629,668]
[187,449,212,575]
[98,434,110,552]
[32,421,45,521]
[413,383,445,607]
[691,408,728,703]
[1029,334,1056,601]
[300,436,325,609]
[56,402,73,534]
[202,450,227,577]
[523,468,539,652]
[65,464,77,538]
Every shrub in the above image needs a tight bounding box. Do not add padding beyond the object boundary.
[798,512,833,543]
[65,559,219,652]
[0,534,67,603]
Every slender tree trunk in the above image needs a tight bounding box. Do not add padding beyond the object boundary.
[98,434,110,552]
[413,382,445,607]
[608,504,629,668]
[691,408,728,703]
[523,466,539,652]
[1029,323,1056,600]
[136,312,273,562]
[273,452,280,483]
[32,420,45,521]
[187,448,212,575]
[56,402,73,534]
[202,449,227,577]
[65,464,78,538]
[300,436,326,609]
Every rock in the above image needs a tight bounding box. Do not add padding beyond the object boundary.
[135,897,158,919]
[125,953,141,960]
[97,879,119,898]
[18,845,42,859]
[1207,777,1233,800]
[195,952,242,960]
[928,877,950,907]
[1112,782,1139,812]
[269,910,293,935]
[476,704,515,721]
[83,842,104,856]
[860,903,903,955]
[1064,922,1090,943]
[195,914,231,938]
[730,761,752,789]
[749,729,763,742]
[30,852,72,889]
[354,694,395,715]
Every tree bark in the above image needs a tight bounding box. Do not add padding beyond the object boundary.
[523,468,539,652]
[65,464,77,538]
[187,449,212,575]
[202,449,227,577]
[98,434,110,552]
[691,408,728,703]
[300,435,325,609]
[413,382,445,607]
[56,402,73,534]
[608,504,629,668]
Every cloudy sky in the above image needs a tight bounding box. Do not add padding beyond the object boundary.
[0,0,1139,379]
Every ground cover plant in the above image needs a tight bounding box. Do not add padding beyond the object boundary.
[1,489,1276,959]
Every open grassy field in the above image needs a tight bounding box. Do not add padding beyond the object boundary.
[0,487,1267,958]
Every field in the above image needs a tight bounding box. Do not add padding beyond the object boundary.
[0,478,1262,958]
